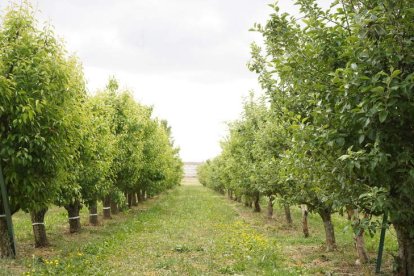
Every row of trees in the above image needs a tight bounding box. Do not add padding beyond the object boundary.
[198,0,414,274]
[0,3,183,257]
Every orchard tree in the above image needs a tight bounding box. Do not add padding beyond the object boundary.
[149,117,182,196]
[198,156,226,195]
[237,94,267,212]
[130,106,155,205]
[53,58,86,233]
[113,91,146,209]
[252,110,294,223]
[248,0,355,252]
[328,1,414,272]
[197,161,210,187]
[251,0,414,269]
[0,3,86,253]
[82,93,117,225]
[95,79,142,216]
[56,91,116,232]
[102,78,183,212]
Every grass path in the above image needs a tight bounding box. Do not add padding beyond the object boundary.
[14,179,285,275]
[1,178,397,275]
[89,179,283,275]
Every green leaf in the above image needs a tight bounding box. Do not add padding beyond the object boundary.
[358,135,365,144]
[378,110,388,123]
[391,70,401,78]
[338,155,349,161]
[364,118,371,128]
[409,169,414,179]
[336,137,345,146]
[371,86,384,93]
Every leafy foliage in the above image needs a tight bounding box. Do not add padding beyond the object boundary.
[0,3,85,212]
[199,0,414,270]
[0,2,183,255]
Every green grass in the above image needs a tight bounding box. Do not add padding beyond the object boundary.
[234,196,398,275]
[0,180,286,275]
[0,179,398,275]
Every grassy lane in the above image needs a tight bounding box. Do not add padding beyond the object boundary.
[82,178,284,275]
[1,178,396,275]
[8,179,287,275]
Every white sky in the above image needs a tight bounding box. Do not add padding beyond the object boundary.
[0,0,333,162]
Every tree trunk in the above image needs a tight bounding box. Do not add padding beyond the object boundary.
[284,204,293,226]
[0,217,13,258]
[355,229,368,263]
[236,196,242,203]
[65,201,81,234]
[127,193,132,208]
[30,208,49,248]
[132,193,138,206]
[267,195,274,219]
[301,204,309,238]
[393,223,414,276]
[227,190,232,200]
[346,205,354,221]
[111,199,119,214]
[143,190,148,201]
[88,202,99,226]
[103,196,111,219]
[352,210,369,264]
[253,192,261,212]
[318,209,337,251]
[138,190,144,202]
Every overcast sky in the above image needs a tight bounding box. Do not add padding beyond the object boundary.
[1,0,332,162]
